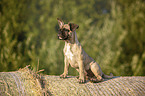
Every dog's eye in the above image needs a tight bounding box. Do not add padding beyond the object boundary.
[64,29,69,32]
[62,28,69,32]
[65,29,69,32]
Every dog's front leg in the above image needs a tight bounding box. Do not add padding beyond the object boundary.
[60,57,69,78]
[78,59,85,83]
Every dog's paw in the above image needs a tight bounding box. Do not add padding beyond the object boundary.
[90,77,104,83]
[60,74,67,78]
[78,79,86,84]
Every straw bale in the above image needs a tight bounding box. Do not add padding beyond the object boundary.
[44,76,145,96]
[0,67,145,96]
[0,66,44,96]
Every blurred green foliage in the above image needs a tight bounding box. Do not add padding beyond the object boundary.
[0,0,144,76]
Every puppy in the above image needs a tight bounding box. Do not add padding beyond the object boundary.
[57,18,113,83]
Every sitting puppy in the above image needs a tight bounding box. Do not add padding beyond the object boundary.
[57,18,113,83]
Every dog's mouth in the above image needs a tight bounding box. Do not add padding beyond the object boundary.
[58,35,69,40]
[58,36,63,40]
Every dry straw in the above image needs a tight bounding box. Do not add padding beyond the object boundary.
[0,65,45,96]
[0,66,145,96]
[45,76,145,96]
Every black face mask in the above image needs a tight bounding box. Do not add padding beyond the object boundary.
[58,28,70,40]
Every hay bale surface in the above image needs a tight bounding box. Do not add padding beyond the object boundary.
[0,67,43,96]
[45,76,145,96]
[0,67,145,96]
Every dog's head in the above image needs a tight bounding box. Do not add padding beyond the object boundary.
[57,18,79,40]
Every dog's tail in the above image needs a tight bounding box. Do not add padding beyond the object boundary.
[102,73,113,79]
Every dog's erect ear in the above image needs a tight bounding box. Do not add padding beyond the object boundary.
[69,23,79,32]
[57,18,64,28]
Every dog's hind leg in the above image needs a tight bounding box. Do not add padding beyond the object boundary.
[90,62,104,82]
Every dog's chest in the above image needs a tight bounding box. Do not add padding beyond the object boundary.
[64,44,74,60]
